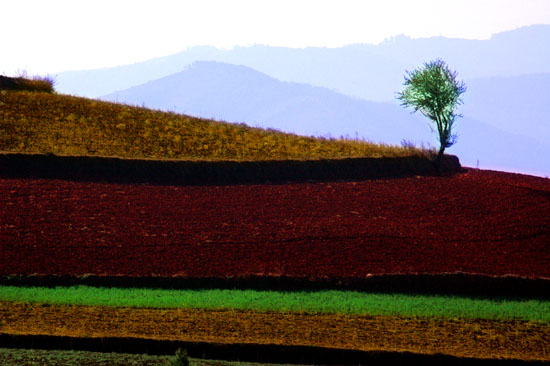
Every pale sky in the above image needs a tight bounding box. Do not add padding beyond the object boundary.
[2,0,550,75]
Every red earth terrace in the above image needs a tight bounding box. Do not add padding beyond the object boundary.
[1,169,549,280]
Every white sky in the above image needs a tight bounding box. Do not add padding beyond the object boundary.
[2,0,550,75]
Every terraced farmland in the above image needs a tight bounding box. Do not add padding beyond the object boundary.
[1,168,549,363]
[3,286,548,321]
[3,301,549,362]
[1,88,549,364]
[1,169,549,280]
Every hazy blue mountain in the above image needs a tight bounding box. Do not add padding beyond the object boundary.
[54,46,226,98]
[462,73,550,145]
[102,61,434,144]
[57,45,406,101]
[449,116,550,178]
[56,25,550,101]
[372,25,550,80]
[101,61,550,177]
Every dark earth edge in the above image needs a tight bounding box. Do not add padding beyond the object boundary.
[0,334,547,366]
[2,273,548,299]
[0,152,462,186]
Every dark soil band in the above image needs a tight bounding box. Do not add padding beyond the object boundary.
[0,152,462,185]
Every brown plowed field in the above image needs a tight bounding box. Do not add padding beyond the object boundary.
[1,169,549,279]
[1,301,548,361]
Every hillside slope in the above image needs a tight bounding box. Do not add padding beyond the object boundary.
[0,90,427,161]
[100,61,550,177]
[102,61,434,145]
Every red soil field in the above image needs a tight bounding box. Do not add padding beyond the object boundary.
[1,169,549,279]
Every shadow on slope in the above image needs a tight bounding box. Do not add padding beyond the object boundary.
[0,153,462,186]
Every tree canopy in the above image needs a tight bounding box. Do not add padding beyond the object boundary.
[397,59,466,167]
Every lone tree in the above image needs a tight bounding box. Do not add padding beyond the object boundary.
[397,59,466,169]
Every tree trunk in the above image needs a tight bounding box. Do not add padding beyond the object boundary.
[434,146,445,174]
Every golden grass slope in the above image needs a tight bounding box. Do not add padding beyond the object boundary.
[2,301,548,362]
[0,91,432,161]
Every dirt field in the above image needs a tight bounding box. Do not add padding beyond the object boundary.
[2,301,548,361]
[2,169,549,280]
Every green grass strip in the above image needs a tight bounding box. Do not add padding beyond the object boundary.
[0,285,548,322]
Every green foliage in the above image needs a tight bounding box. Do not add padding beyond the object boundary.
[396,59,466,162]
[173,348,189,366]
[1,285,548,322]
[0,348,175,366]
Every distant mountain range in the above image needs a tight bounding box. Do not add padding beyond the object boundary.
[101,61,550,177]
[102,61,433,143]
[54,25,550,177]
[57,25,550,101]
[462,73,550,145]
